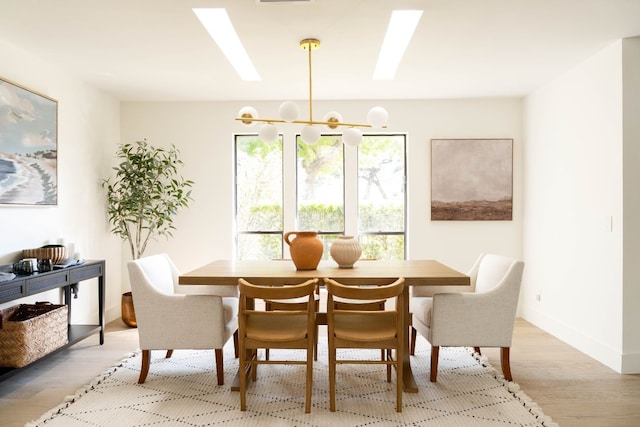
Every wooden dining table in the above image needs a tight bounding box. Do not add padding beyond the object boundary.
[178,259,470,393]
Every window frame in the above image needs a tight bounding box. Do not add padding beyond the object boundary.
[233,132,407,260]
[233,133,285,259]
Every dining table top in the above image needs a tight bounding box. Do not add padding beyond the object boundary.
[178,259,470,287]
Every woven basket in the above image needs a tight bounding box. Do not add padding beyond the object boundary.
[23,246,67,265]
[0,304,68,368]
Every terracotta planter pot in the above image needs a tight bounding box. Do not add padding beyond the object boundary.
[121,292,137,328]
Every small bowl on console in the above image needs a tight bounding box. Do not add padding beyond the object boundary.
[23,245,68,265]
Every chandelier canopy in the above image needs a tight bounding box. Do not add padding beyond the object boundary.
[236,39,389,146]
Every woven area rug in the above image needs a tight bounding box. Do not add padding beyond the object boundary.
[28,338,556,427]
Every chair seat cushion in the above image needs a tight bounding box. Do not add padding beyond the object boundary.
[411,296,433,328]
[246,315,309,342]
[334,314,397,342]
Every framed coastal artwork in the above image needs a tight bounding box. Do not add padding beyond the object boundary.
[0,77,58,205]
[431,138,513,221]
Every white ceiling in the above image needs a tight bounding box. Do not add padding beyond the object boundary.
[1,0,639,102]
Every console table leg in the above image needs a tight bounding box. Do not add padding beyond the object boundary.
[98,275,105,345]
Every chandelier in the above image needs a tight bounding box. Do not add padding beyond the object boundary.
[236,38,389,146]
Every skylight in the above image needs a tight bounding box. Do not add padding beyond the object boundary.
[373,10,423,80]
[193,8,261,81]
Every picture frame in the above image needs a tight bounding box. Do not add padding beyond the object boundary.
[0,77,58,205]
[431,138,512,221]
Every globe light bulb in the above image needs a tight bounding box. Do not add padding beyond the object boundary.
[301,125,321,145]
[238,106,259,127]
[323,111,343,130]
[258,123,279,143]
[366,106,389,128]
[279,101,299,122]
[342,128,363,146]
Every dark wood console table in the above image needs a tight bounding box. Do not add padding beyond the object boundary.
[0,260,105,382]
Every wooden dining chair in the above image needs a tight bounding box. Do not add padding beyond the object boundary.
[264,288,321,361]
[324,277,405,413]
[238,277,319,413]
[318,259,387,360]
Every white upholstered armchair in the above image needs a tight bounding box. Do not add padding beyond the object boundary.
[410,254,524,382]
[127,253,238,385]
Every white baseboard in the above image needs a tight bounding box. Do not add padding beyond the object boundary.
[519,304,639,374]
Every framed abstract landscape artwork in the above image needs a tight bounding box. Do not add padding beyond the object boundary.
[0,77,58,205]
[431,138,512,221]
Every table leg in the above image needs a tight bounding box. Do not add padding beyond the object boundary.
[402,286,418,393]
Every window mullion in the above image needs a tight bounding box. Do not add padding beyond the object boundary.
[283,133,298,233]
[344,143,359,236]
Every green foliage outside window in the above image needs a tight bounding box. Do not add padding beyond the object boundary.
[298,203,344,231]
[359,234,404,260]
[243,202,403,260]
[359,203,404,231]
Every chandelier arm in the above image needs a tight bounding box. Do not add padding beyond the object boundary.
[307,40,313,122]
[234,117,287,124]
[292,119,385,128]
[234,117,387,129]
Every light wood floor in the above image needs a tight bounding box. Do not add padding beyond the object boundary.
[1,318,639,426]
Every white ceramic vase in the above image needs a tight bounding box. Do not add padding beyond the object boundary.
[330,236,362,268]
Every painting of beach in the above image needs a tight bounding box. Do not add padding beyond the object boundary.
[0,78,57,205]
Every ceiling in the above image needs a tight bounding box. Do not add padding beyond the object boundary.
[1,0,639,102]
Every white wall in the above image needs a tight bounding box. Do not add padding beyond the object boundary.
[523,40,638,372]
[120,98,523,288]
[0,40,123,324]
[622,37,640,373]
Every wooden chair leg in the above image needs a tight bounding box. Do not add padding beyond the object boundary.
[314,324,319,361]
[215,348,224,385]
[329,346,336,412]
[305,341,313,413]
[410,327,417,355]
[473,346,481,355]
[233,330,239,358]
[239,343,246,411]
[500,347,513,381]
[138,349,151,384]
[396,345,403,413]
[265,301,272,361]
[430,345,439,382]
[252,350,258,382]
[165,349,173,358]
[386,349,392,382]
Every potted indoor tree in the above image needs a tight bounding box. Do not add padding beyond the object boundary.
[101,139,194,327]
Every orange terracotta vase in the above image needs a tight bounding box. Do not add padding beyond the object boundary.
[284,231,324,270]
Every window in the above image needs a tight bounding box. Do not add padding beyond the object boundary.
[296,135,344,257]
[235,133,406,260]
[234,134,283,259]
[357,134,406,260]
